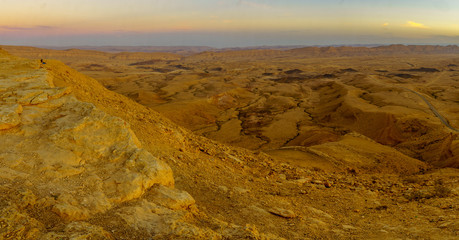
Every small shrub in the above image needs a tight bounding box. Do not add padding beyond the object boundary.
[406,190,430,201]
[433,180,451,198]
[403,175,421,184]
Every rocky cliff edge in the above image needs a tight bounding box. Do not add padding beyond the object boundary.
[0,49,281,239]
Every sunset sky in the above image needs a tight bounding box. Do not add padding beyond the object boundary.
[1,0,458,47]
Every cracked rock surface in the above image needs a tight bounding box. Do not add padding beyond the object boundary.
[0,49,281,239]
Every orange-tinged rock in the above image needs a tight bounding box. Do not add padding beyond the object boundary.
[0,104,22,129]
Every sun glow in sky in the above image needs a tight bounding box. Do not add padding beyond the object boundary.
[1,0,459,47]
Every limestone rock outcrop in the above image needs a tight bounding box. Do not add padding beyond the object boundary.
[0,49,281,239]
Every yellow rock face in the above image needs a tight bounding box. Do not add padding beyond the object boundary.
[0,103,22,129]
[0,54,174,217]
[0,47,282,240]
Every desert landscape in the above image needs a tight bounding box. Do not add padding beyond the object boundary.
[4,45,458,168]
[0,45,458,239]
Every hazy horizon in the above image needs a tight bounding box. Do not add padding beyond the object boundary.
[1,0,459,48]
[4,43,459,52]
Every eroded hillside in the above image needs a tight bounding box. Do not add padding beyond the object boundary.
[7,45,457,168]
[0,49,283,239]
[1,46,459,239]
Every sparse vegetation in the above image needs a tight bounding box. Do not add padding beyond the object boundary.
[405,179,452,201]
[433,179,452,198]
[403,175,422,184]
[2,45,458,239]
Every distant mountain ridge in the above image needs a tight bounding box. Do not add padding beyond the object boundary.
[2,44,459,61]
[186,44,459,60]
[37,45,215,55]
[288,44,459,56]
[0,45,182,62]
[4,44,459,55]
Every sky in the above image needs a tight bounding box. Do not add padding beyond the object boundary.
[1,0,459,47]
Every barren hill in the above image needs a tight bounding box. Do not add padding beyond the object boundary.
[1,47,459,239]
[184,44,459,61]
[46,46,215,55]
[287,45,459,57]
[0,46,181,64]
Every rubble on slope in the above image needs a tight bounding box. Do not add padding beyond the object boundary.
[0,49,282,239]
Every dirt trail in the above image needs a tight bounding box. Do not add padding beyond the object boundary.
[403,87,459,132]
